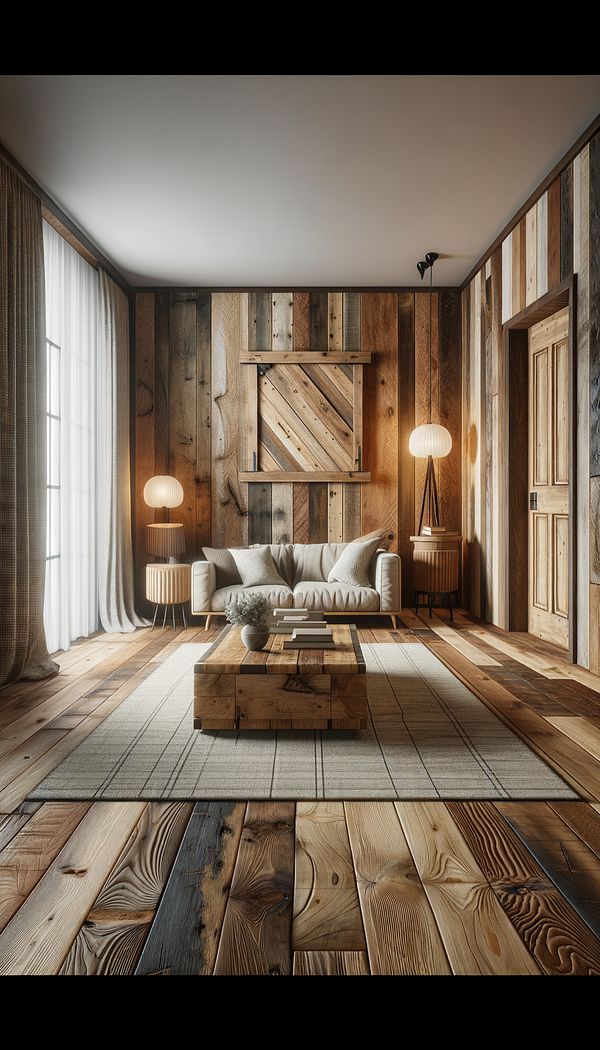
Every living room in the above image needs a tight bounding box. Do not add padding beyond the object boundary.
[1,74,600,976]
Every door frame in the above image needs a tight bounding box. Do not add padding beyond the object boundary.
[504,275,577,661]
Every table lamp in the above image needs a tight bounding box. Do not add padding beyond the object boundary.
[144,475,185,562]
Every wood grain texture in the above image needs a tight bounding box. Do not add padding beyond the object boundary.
[548,176,561,290]
[343,483,362,541]
[0,803,90,934]
[589,131,600,477]
[153,291,170,477]
[134,293,155,612]
[60,802,191,975]
[345,802,451,975]
[135,802,244,976]
[526,205,538,306]
[343,292,361,352]
[328,292,343,351]
[309,291,328,352]
[447,802,600,976]
[271,482,293,543]
[361,293,398,550]
[211,293,247,547]
[561,163,574,281]
[438,292,462,536]
[327,484,343,543]
[293,950,369,975]
[293,292,310,351]
[308,482,328,543]
[272,293,293,353]
[508,330,529,631]
[293,482,310,543]
[214,803,295,975]
[293,802,365,951]
[248,483,272,545]
[249,292,271,352]
[169,293,198,560]
[398,292,415,604]
[0,802,146,975]
[397,802,541,975]
[195,292,212,552]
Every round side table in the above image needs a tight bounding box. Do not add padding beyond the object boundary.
[146,563,191,629]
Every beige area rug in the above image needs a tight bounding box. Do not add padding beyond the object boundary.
[30,642,577,801]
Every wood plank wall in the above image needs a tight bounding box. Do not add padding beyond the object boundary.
[462,130,600,672]
[133,290,461,613]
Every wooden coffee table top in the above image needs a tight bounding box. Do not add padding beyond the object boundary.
[195,624,365,676]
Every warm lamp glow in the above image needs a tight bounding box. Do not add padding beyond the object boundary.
[143,475,184,508]
[409,424,452,459]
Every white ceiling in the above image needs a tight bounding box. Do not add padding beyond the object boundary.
[1,74,599,288]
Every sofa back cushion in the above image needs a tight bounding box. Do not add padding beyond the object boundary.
[203,543,293,589]
[292,543,348,584]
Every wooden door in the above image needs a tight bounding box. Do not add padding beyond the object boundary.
[528,307,570,648]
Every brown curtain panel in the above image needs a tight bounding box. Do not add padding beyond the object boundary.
[0,159,57,685]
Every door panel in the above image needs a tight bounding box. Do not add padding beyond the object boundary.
[528,307,569,649]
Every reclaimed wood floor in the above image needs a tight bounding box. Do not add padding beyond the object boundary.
[1,610,600,975]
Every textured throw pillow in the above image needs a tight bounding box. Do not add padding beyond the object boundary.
[327,531,386,588]
[230,546,288,588]
[202,547,241,589]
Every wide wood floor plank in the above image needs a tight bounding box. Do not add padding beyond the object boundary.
[213,803,295,976]
[396,802,541,975]
[496,802,600,938]
[0,813,32,853]
[59,802,192,975]
[544,716,600,765]
[293,950,369,975]
[293,802,365,951]
[446,802,600,975]
[0,802,145,974]
[547,802,600,862]
[344,801,451,975]
[135,801,245,976]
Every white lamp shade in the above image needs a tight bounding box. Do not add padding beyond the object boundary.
[143,475,184,508]
[409,423,452,459]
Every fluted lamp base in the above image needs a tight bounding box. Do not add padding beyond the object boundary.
[146,522,185,562]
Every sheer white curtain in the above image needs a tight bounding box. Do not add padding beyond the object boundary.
[43,222,99,653]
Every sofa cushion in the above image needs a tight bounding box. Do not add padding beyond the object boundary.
[293,581,380,612]
[204,543,294,588]
[328,532,385,588]
[231,546,288,588]
[292,543,348,584]
[211,583,293,612]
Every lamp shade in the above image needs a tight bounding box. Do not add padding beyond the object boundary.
[409,423,452,459]
[143,475,184,508]
[147,523,185,558]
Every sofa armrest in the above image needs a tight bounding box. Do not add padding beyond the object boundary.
[373,550,401,611]
[191,560,216,613]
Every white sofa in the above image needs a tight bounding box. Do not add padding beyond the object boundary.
[191,542,401,629]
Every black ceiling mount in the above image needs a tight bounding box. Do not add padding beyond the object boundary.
[416,251,439,280]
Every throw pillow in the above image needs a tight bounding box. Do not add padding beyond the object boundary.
[230,546,288,588]
[202,547,241,589]
[327,531,386,588]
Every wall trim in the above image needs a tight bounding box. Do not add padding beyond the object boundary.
[461,110,600,290]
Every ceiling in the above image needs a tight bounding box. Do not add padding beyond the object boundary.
[1,74,599,288]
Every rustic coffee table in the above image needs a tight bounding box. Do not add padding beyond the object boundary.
[194,624,367,730]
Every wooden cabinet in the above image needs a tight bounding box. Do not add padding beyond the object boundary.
[411,533,462,619]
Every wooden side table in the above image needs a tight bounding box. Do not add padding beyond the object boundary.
[410,533,462,620]
[146,563,191,629]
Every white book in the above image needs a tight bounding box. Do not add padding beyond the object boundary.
[273,608,309,617]
[292,628,333,638]
[283,640,335,649]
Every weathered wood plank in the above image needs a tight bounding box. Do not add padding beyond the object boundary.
[240,471,370,483]
[308,483,328,542]
[293,482,310,543]
[361,293,398,550]
[293,950,369,975]
[345,802,451,975]
[575,146,590,668]
[134,293,155,612]
[211,293,248,547]
[242,350,371,364]
[309,291,328,352]
[327,484,343,543]
[293,292,310,351]
[343,292,361,353]
[511,219,523,317]
[343,483,361,541]
[60,802,192,975]
[272,293,293,353]
[397,802,541,975]
[328,292,343,351]
[271,483,293,543]
[307,364,353,427]
[547,801,600,862]
[248,483,272,545]
[397,291,415,604]
[536,190,549,297]
[249,292,272,351]
[526,205,537,306]
[447,802,600,976]
[560,163,573,281]
[0,802,146,975]
[547,176,561,289]
[195,291,212,552]
[589,132,600,479]
[169,292,198,559]
[438,291,462,537]
[135,802,245,975]
[293,802,366,952]
[153,291,170,477]
[213,803,295,975]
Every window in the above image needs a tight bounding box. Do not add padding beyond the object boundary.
[43,222,100,654]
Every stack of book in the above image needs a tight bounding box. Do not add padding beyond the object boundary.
[271,609,335,649]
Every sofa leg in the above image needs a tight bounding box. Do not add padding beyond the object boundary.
[205,614,213,632]
[390,614,398,628]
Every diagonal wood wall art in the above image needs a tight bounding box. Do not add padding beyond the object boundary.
[133,289,462,614]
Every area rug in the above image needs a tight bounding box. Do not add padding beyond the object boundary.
[29,642,577,801]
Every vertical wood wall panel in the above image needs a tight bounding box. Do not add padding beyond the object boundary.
[211,293,248,548]
[196,293,212,554]
[134,294,155,611]
[271,483,293,544]
[248,484,272,545]
[343,293,361,352]
[525,205,537,306]
[361,293,399,551]
[501,235,512,324]
[588,135,600,673]
[272,294,293,352]
[309,292,328,352]
[293,292,310,352]
[249,292,272,352]
[154,291,170,477]
[308,483,328,543]
[327,484,344,542]
[547,176,561,289]
[328,293,343,352]
[574,148,590,668]
[293,483,310,543]
[169,293,198,561]
[342,484,361,542]
[560,164,574,281]
[398,292,415,604]
[536,191,549,298]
